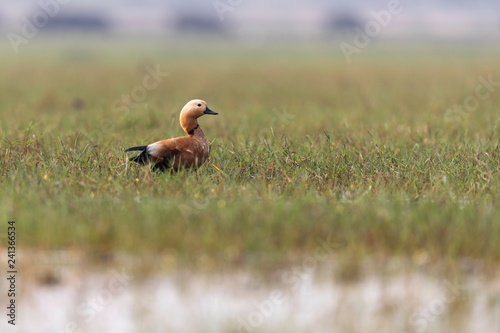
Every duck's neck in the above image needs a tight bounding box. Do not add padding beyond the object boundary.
[181,116,206,139]
[187,124,200,135]
[180,114,198,134]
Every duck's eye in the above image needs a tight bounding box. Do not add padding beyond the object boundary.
[197,103,202,107]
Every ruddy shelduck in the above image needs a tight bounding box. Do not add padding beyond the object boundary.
[125,99,218,171]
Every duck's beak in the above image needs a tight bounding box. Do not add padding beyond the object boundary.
[204,107,218,115]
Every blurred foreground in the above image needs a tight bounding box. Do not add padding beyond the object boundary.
[0,250,498,333]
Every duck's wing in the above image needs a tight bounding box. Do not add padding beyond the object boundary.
[126,138,181,165]
[146,138,181,158]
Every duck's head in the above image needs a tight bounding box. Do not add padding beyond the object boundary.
[180,99,218,133]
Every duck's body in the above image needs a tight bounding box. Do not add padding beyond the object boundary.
[126,99,217,171]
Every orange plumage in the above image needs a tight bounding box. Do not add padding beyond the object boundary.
[125,99,218,171]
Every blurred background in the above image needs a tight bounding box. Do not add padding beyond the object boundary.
[1,0,499,43]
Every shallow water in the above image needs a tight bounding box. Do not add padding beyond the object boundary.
[1,252,499,333]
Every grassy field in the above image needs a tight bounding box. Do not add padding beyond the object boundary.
[0,39,499,277]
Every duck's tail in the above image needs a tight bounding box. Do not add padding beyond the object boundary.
[125,146,149,163]
[125,145,147,152]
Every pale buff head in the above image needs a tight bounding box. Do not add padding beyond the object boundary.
[179,99,218,133]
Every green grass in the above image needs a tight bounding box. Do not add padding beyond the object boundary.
[1,39,499,272]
